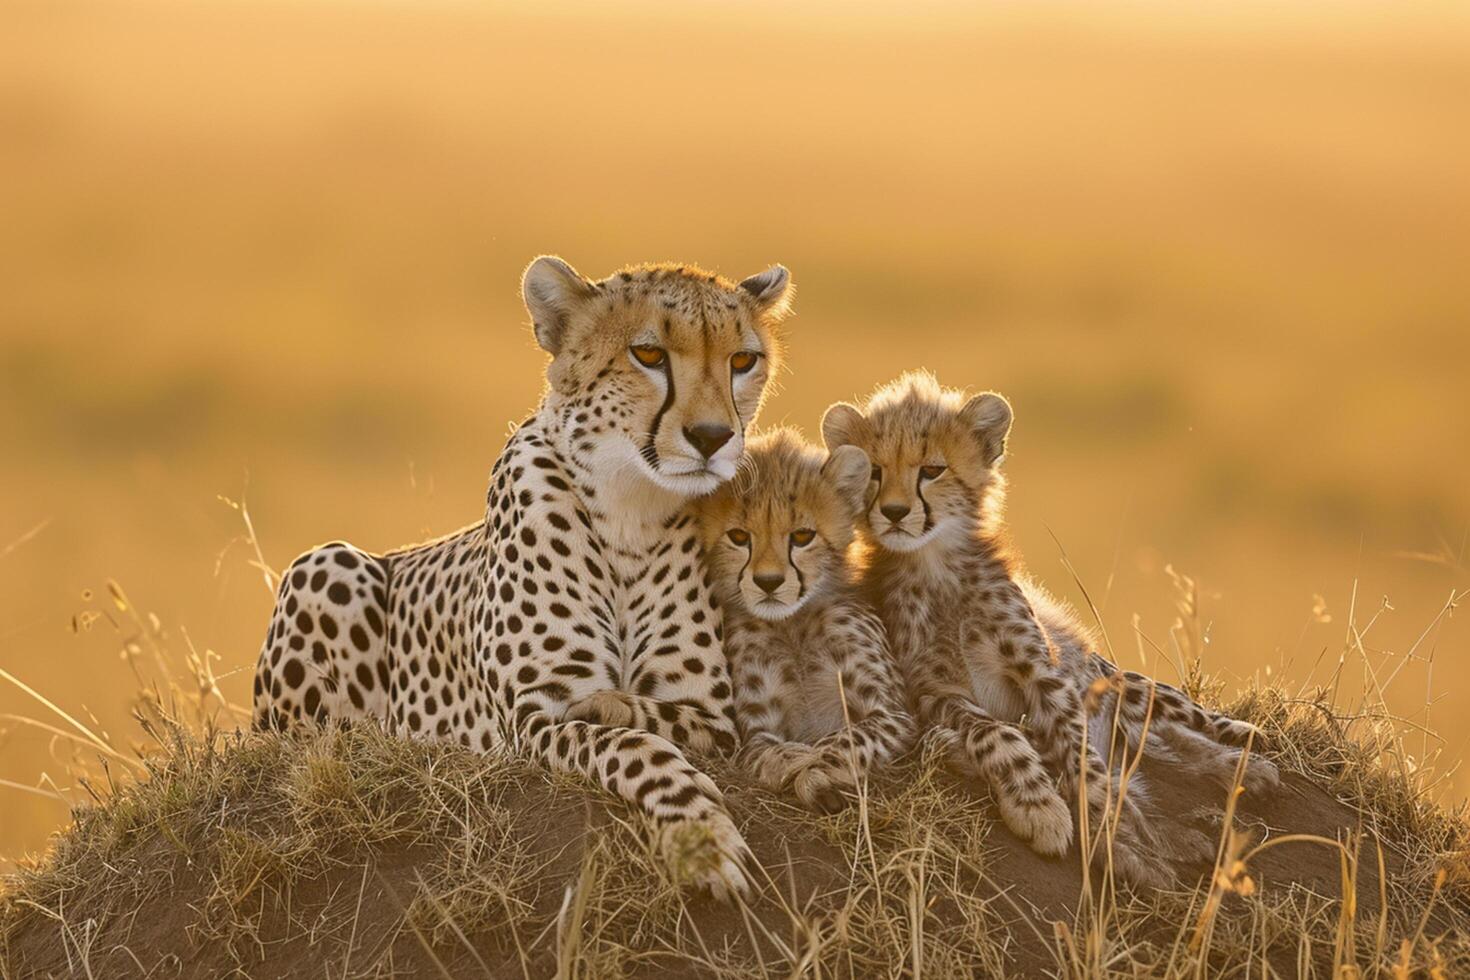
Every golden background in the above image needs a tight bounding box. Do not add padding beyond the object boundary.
[2,1,1467,862]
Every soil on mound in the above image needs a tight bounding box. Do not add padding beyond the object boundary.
[2,723,1467,979]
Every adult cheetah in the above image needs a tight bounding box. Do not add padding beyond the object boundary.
[253,256,796,898]
[824,371,1277,886]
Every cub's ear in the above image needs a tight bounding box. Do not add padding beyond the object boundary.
[957,392,1013,466]
[822,445,872,513]
[522,255,597,355]
[821,401,868,450]
[738,265,794,320]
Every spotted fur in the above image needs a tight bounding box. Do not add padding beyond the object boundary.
[823,371,1277,885]
[698,430,915,812]
[253,256,797,899]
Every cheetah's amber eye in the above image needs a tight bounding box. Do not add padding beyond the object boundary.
[730,350,760,373]
[790,529,816,547]
[630,345,666,368]
[919,464,947,480]
[727,528,750,546]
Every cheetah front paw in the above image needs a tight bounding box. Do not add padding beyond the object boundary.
[788,758,858,814]
[997,788,1073,858]
[1202,748,1281,798]
[1106,835,1175,889]
[1169,824,1219,865]
[1240,754,1281,795]
[657,811,756,904]
[745,743,818,793]
[1099,801,1179,888]
[1215,717,1268,750]
[564,691,636,729]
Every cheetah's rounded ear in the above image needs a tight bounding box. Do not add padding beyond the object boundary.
[820,402,868,451]
[738,265,794,321]
[523,255,597,355]
[822,445,872,514]
[958,392,1012,467]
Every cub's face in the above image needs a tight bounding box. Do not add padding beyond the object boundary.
[822,371,1012,554]
[522,257,793,497]
[699,432,870,621]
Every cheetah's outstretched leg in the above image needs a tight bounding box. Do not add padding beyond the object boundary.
[1109,670,1279,796]
[563,692,738,757]
[518,712,754,901]
[890,620,1073,857]
[920,690,1074,857]
[981,579,1175,886]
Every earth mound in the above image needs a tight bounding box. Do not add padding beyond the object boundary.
[3,690,1467,978]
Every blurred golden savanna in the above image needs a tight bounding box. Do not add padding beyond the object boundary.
[1,0,1467,863]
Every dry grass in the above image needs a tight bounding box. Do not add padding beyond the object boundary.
[2,579,1469,978]
[2,0,1468,860]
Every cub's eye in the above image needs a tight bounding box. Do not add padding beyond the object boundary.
[870,465,883,482]
[919,464,947,480]
[630,345,666,368]
[790,529,817,547]
[730,350,760,373]
[726,528,750,546]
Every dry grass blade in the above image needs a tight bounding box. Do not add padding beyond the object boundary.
[0,668,144,773]
[0,519,51,562]
[0,779,71,803]
[411,867,493,978]
[374,870,457,980]
[555,841,598,980]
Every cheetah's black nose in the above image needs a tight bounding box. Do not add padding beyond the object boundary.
[880,502,911,523]
[684,423,735,459]
[753,572,785,596]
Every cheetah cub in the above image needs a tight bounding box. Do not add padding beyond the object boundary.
[698,429,916,813]
[824,371,1277,886]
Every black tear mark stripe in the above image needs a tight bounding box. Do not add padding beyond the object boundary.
[788,540,806,600]
[644,358,677,469]
[916,472,935,533]
[728,360,747,436]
